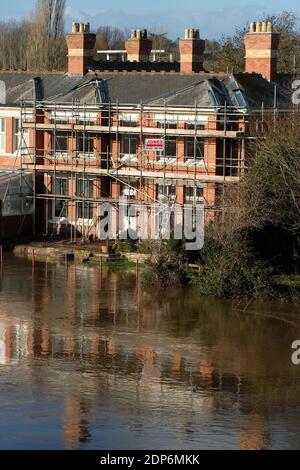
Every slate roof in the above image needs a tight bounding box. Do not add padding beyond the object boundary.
[0,70,290,110]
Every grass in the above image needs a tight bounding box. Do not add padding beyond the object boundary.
[84,256,137,271]
[273,274,300,287]
[106,259,137,271]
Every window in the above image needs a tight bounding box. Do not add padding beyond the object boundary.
[120,120,137,127]
[165,137,177,157]
[76,133,94,156]
[13,118,29,154]
[53,177,68,218]
[121,135,137,156]
[157,121,177,129]
[185,186,203,204]
[0,118,6,152]
[157,185,176,201]
[157,137,176,160]
[76,178,93,220]
[23,128,30,154]
[77,119,93,126]
[14,118,21,153]
[51,118,68,125]
[185,122,205,131]
[121,180,137,199]
[55,131,68,154]
[185,138,204,160]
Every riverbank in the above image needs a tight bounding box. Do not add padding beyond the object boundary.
[6,239,300,303]
[11,240,150,269]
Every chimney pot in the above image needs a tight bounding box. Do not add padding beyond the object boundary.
[261,21,267,32]
[72,22,80,33]
[192,29,200,39]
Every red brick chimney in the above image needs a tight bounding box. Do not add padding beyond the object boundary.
[66,22,96,75]
[125,29,152,62]
[244,21,280,81]
[179,29,205,73]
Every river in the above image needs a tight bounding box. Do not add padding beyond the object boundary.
[0,253,299,450]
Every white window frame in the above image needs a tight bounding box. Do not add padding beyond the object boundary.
[0,117,6,153]
[121,134,137,161]
[14,118,21,154]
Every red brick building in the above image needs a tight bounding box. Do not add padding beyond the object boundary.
[0,21,289,241]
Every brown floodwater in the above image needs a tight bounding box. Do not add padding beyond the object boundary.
[0,253,300,450]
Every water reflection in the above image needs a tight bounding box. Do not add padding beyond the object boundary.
[0,254,299,449]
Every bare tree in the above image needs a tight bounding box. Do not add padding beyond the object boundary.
[214,114,300,250]
[27,0,66,71]
[149,32,179,61]
[0,20,31,70]
[96,26,127,51]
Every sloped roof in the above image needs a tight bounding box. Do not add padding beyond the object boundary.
[0,70,289,109]
[232,73,289,108]
[0,72,90,104]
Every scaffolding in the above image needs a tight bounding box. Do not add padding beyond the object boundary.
[19,99,251,241]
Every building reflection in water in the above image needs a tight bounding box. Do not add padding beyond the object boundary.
[64,396,91,448]
[238,414,269,450]
[0,257,300,449]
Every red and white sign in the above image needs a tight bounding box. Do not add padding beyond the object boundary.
[145,138,165,151]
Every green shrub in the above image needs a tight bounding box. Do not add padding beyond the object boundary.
[196,238,276,300]
[142,239,191,288]
[116,231,138,253]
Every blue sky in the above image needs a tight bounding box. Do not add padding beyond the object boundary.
[3,0,300,39]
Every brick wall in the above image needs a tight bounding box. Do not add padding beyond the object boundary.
[244,32,280,81]
[66,32,96,75]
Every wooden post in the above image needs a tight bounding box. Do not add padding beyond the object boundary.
[136,259,139,279]
[99,255,103,290]
[32,249,35,272]
[0,245,2,269]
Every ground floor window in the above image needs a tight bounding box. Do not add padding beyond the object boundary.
[0,118,6,153]
[76,178,94,220]
[120,179,137,199]
[52,177,68,218]
[185,186,203,204]
[157,185,176,201]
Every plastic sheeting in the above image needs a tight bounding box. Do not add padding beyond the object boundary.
[0,171,33,217]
